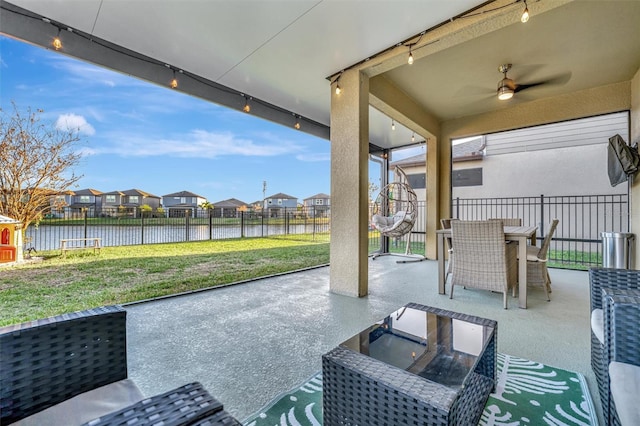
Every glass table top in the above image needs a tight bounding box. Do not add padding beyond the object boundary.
[340,306,494,389]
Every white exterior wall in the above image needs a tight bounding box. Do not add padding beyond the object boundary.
[454,112,630,199]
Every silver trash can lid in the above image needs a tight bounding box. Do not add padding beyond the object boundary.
[601,232,635,239]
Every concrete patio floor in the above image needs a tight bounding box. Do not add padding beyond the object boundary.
[124,255,601,423]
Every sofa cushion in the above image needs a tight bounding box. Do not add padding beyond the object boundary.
[591,308,604,345]
[14,379,144,426]
[609,361,640,426]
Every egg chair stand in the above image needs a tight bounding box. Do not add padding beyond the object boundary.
[371,166,426,263]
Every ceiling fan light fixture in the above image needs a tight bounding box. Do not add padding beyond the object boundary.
[498,82,514,100]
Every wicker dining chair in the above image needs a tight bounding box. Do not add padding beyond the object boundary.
[525,219,559,301]
[440,218,454,281]
[450,219,518,309]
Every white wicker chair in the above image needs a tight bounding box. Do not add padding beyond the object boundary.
[525,219,559,301]
[450,219,518,309]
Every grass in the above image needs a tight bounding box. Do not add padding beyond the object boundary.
[0,234,330,327]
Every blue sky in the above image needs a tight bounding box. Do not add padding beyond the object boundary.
[0,35,331,204]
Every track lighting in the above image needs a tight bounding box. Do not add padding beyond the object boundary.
[242,95,251,113]
[170,70,178,89]
[52,28,62,50]
[334,73,343,95]
[521,0,530,23]
[391,120,395,131]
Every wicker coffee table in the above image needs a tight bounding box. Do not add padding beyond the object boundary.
[322,303,497,426]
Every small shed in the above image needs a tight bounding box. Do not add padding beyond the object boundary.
[0,215,23,264]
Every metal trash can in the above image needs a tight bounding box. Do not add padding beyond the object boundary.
[601,232,635,269]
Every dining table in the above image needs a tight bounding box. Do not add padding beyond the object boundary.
[436,225,538,309]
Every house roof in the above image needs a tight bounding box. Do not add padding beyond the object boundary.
[452,137,486,162]
[121,189,160,198]
[163,190,206,198]
[305,193,330,201]
[213,198,249,208]
[74,188,103,196]
[103,190,125,195]
[266,193,297,200]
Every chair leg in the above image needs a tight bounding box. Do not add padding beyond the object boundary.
[449,283,455,299]
[546,271,552,293]
[503,291,508,309]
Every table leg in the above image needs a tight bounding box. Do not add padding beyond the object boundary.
[517,236,528,309]
[437,233,445,294]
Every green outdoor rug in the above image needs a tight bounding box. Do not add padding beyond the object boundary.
[243,353,598,426]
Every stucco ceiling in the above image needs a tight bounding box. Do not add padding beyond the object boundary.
[2,0,640,151]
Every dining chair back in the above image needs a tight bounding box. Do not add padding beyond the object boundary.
[526,219,559,300]
[440,218,454,281]
[450,219,518,309]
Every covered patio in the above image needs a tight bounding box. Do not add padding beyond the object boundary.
[124,257,596,422]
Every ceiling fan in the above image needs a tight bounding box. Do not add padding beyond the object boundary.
[496,63,571,101]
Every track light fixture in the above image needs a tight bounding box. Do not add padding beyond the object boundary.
[242,95,251,113]
[391,120,395,131]
[521,0,530,23]
[170,70,178,89]
[52,28,62,50]
[333,73,343,95]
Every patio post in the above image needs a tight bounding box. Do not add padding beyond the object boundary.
[329,69,369,297]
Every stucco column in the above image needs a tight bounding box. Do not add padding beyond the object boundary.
[329,69,369,297]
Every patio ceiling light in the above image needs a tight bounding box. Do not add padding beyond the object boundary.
[242,95,251,113]
[52,28,62,50]
[294,114,301,130]
[497,80,514,100]
[391,119,395,130]
[521,0,530,23]
[333,73,343,95]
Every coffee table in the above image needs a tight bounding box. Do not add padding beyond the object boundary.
[322,303,497,426]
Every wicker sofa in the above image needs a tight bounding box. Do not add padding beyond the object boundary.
[0,305,240,426]
[589,268,640,426]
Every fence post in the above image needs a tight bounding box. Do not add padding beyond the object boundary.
[141,211,145,244]
[455,197,460,219]
[286,208,290,235]
[313,205,316,241]
[209,210,213,240]
[185,209,190,242]
[539,194,545,240]
[241,211,245,238]
[83,209,88,244]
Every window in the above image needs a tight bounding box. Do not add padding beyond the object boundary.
[268,199,273,204]
[315,199,324,205]
[129,195,139,203]
[407,173,426,189]
[180,197,186,204]
[277,199,283,205]
[105,195,116,203]
[452,168,483,187]
[79,195,91,203]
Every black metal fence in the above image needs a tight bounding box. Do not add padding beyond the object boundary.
[452,194,629,269]
[24,194,628,269]
[25,206,331,252]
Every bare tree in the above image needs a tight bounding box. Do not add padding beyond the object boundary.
[0,103,84,234]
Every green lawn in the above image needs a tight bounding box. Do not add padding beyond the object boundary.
[0,234,330,326]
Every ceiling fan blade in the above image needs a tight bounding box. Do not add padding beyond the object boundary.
[514,72,572,93]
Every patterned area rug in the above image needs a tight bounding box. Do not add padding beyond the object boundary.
[243,353,597,426]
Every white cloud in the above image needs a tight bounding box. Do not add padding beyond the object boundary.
[296,152,330,162]
[81,129,305,159]
[55,113,96,136]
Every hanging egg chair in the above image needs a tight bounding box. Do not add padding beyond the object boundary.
[371,167,418,239]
